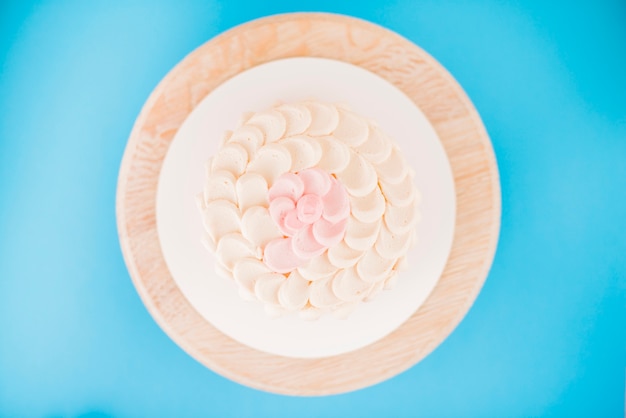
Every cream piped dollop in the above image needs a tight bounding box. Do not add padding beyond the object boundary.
[198,101,420,319]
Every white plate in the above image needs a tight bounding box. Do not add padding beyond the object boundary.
[156,57,455,359]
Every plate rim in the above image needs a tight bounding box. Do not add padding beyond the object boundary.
[116,12,500,395]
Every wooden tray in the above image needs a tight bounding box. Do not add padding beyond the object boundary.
[116,12,500,396]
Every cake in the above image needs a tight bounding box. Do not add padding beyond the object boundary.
[197,101,420,319]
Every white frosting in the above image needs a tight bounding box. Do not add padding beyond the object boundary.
[198,101,420,319]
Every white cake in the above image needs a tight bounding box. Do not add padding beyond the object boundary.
[198,101,420,319]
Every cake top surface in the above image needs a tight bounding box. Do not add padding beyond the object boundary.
[198,100,420,319]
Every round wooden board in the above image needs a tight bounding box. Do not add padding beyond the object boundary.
[116,12,500,396]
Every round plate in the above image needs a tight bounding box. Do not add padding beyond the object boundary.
[156,57,456,358]
[117,13,500,395]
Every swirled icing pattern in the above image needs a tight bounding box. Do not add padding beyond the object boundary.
[198,101,420,319]
[264,169,350,273]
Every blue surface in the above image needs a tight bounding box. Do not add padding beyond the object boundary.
[1,0,625,416]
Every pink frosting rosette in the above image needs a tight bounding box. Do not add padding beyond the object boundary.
[263,168,350,273]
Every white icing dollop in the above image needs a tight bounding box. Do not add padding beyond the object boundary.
[198,101,421,319]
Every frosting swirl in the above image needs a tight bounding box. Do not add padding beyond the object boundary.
[264,169,349,273]
[198,101,420,319]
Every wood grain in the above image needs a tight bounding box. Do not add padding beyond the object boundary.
[116,13,500,396]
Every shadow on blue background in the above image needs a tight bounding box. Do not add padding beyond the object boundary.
[0,0,625,417]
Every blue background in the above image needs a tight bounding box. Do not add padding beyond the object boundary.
[1,0,625,416]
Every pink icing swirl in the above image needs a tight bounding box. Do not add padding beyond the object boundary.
[263,168,350,273]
